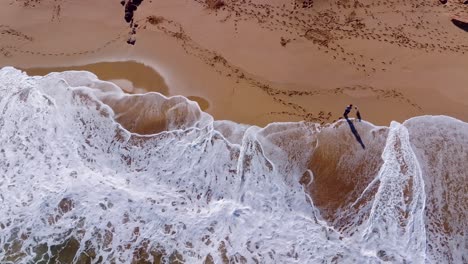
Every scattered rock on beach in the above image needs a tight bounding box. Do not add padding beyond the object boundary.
[127,37,136,45]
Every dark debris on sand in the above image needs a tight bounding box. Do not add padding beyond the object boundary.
[121,0,144,45]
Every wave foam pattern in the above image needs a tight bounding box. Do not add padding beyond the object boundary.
[0,67,466,263]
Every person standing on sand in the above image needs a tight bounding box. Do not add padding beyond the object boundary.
[342,104,365,149]
[343,104,353,120]
[355,106,362,122]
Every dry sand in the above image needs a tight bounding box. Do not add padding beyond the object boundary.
[1,0,467,127]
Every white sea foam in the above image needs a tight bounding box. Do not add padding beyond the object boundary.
[0,67,466,263]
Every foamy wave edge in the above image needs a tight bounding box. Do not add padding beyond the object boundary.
[0,67,466,264]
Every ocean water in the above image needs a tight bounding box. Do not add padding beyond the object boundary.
[0,67,466,263]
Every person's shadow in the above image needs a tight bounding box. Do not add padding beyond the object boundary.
[452,19,468,32]
[345,118,366,149]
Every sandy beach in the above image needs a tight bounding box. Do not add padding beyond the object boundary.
[1,0,467,128]
[1,1,467,263]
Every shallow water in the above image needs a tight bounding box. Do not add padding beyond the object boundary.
[22,61,211,113]
[22,61,170,95]
[0,67,466,263]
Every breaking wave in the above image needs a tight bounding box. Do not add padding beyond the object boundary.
[0,67,466,263]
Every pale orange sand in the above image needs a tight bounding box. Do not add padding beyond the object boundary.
[1,0,467,127]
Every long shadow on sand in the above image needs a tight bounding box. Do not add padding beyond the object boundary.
[345,118,366,149]
[452,19,468,32]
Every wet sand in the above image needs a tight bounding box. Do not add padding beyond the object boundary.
[1,0,467,127]
[23,61,169,94]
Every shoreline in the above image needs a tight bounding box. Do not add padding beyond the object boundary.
[1,0,467,127]
[5,64,467,134]
[22,61,170,95]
